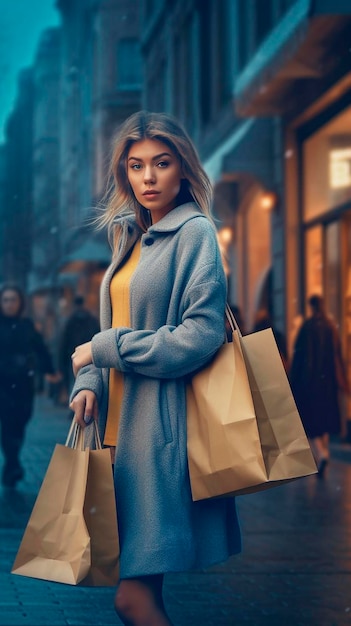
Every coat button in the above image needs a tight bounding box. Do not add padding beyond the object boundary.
[144,237,154,246]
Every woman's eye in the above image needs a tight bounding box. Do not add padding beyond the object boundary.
[130,163,142,170]
[157,161,169,168]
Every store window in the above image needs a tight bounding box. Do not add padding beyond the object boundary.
[302,105,351,436]
[305,225,323,298]
[253,0,274,51]
[199,0,212,125]
[237,0,251,70]
[325,221,341,325]
[304,211,343,320]
[216,0,235,108]
[303,106,351,220]
[117,39,142,90]
[246,190,272,331]
[342,213,351,419]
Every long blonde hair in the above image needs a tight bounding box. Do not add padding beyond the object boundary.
[97,111,213,245]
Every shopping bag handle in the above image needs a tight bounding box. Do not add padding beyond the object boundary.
[65,417,103,450]
[225,303,243,338]
[65,419,84,449]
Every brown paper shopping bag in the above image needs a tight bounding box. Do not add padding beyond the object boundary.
[237,322,318,492]
[12,420,119,586]
[83,440,120,586]
[187,331,267,500]
[187,306,317,501]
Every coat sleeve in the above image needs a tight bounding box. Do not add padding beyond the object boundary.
[91,238,227,379]
[69,363,103,402]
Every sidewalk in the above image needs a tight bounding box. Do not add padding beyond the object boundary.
[1,394,351,625]
[330,439,351,464]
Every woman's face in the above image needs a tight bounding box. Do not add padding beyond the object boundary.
[127,138,182,223]
[1,289,22,317]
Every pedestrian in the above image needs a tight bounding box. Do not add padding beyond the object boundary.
[58,294,100,405]
[0,284,59,488]
[289,294,349,477]
[70,110,241,626]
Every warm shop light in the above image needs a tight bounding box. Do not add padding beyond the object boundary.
[329,148,351,189]
[218,227,233,244]
[217,227,233,277]
[260,192,277,211]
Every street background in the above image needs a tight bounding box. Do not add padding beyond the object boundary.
[0,393,351,626]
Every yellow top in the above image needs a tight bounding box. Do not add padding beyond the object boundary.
[104,240,141,446]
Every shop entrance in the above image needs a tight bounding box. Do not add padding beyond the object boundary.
[341,212,351,436]
[304,211,351,436]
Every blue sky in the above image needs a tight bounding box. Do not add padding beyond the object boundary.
[0,0,60,143]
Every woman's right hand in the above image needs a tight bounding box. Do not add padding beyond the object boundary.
[70,389,98,428]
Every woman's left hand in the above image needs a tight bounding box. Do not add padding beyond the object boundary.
[71,341,93,377]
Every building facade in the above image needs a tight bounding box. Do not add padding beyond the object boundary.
[1,69,34,291]
[141,0,291,335]
[56,0,142,318]
[0,1,142,350]
[233,0,351,354]
[28,28,61,351]
[2,0,351,406]
[235,0,351,433]
[141,0,351,433]
[141,0,351,355]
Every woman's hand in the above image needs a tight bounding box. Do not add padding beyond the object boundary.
[71,341,93,377]
[70,389,98,428]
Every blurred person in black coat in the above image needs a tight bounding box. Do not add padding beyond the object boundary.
[289,294,349,477]
[0,284,59,487]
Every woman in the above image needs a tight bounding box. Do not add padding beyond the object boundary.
[290,294,349,477]
[70,111,241,626]
[0,284,58,487]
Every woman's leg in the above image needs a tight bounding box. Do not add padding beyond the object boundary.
[1,401,31,486]
[309,436,323,464]
[114,574,173,626]
[321,433,330,459]
[310,435,329,477]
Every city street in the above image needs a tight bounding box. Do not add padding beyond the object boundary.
[1,394,351,626]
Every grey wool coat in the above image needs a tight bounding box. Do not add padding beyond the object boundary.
[72,202,242,578]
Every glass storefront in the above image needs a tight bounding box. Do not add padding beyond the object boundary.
[302,105,351,434]
[303,105,351,321]
[303,106,351,222]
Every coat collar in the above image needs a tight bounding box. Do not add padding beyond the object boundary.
[147,202,206,234]
[113,202,207,241]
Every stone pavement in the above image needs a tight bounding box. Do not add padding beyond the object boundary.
[1,393,351,626]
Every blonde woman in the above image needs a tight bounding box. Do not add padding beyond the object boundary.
[70,111,241,626]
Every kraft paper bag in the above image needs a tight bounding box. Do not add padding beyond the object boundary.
[187,332,267,501]
[82,444,120,586]
[187,307,317,501]
[12,421,120,586]
[238,327,317,490]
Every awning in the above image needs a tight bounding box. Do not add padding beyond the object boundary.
[234,0,351,116]
[56,272,80,287]
[221,119,275,190]
[203,119,256,182]
[27,274,57,296]
[58,239,111,273]
[314,0,351,12]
